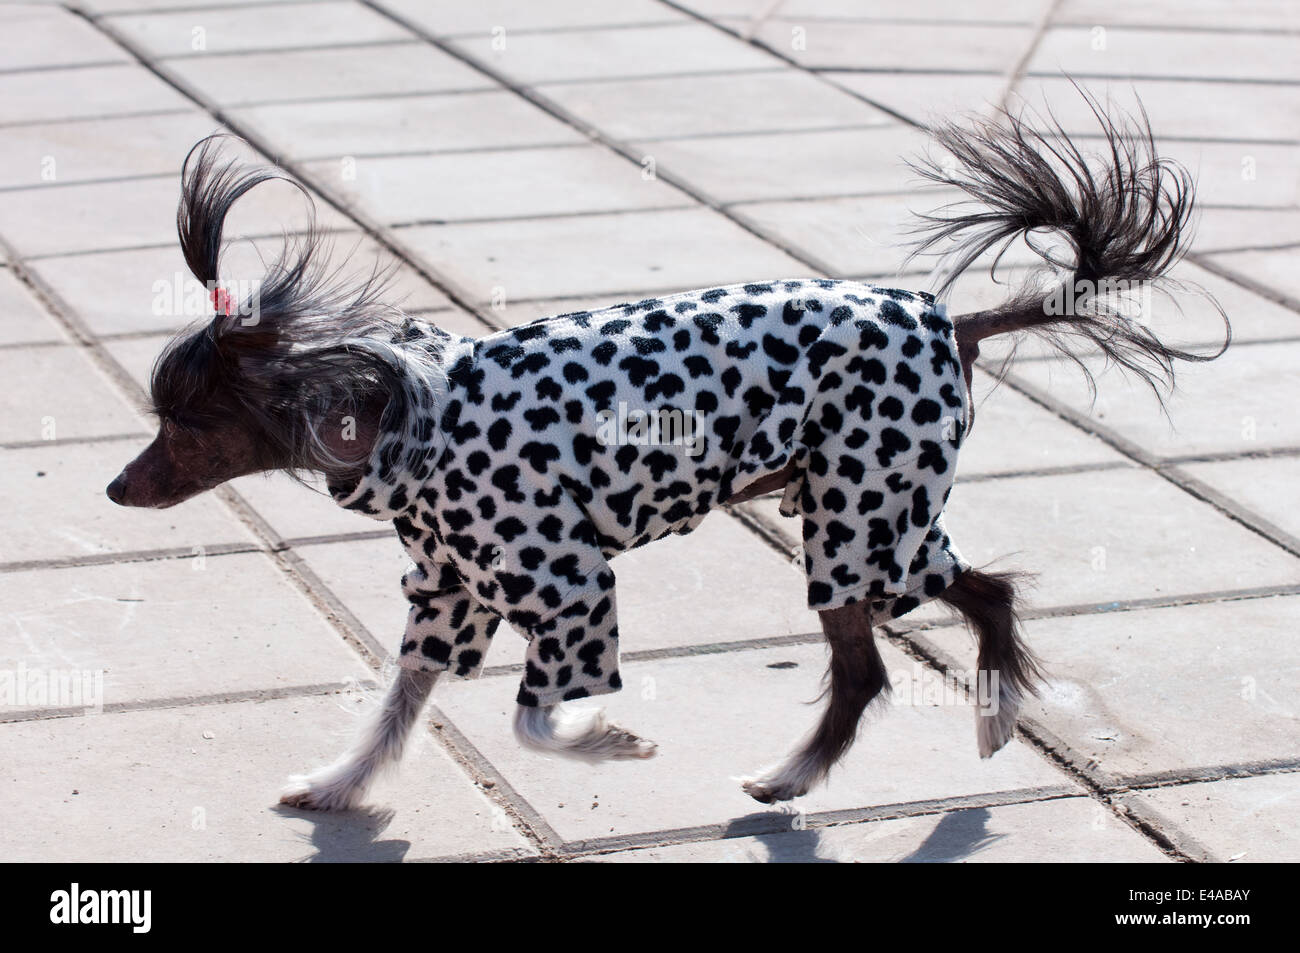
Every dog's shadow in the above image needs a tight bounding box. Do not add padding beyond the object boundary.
[273,804,412,863]
[722,806,1001,863]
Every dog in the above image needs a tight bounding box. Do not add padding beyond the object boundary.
[107,95,1227,811]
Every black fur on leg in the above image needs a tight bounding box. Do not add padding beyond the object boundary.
[743,601,888,803]
[940,568,1044,702]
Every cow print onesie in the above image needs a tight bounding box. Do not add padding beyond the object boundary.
[330,279,969,707]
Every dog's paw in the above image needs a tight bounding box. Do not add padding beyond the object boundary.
[278,775,363,812]
[603,724,658,760]
[740,777,805,804]
[975,689,1022,758]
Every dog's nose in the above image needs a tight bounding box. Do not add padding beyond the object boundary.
[106,475,127,505]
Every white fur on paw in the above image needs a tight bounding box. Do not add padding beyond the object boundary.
[740,776,804,804]
[278,775,363,812]
[976,693,1021,758]
[604,725,658,760]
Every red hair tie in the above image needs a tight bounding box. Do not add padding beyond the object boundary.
[211,286,234,316]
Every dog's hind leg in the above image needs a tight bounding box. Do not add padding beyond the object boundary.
[742,601,887,803]
[513,703,657,762]
[279,667,439,811]
[938,569,1043,758]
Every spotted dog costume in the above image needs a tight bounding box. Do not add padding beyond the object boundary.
[330,279,970,707]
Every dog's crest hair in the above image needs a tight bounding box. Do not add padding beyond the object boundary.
[906,83,1230,411]
[152,135,447,478]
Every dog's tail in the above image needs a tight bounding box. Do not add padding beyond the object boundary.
[907,88,1229,408]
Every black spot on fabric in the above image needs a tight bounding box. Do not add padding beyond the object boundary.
[721,366,742,397]
[520,441,561,474]
[911,485,932,528]
[858,489,884,513]
[894,361,922,394]
[586,379,617,408]
[732,303,766,327]
[684,355,713,378]
[879,299,918,329]
[487,418,511,451]
[875,427,912,467]
[911,398,942,425]
[421,636,452,664]
[917,440,950,475]
[762,333,800,365]
[725,340,757,360]
[693,312,723,344]
[878,396,904,420]
[523,406,560,431]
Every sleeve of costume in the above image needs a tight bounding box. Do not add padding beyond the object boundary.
[399,560,501,678]
[515,565,621,708]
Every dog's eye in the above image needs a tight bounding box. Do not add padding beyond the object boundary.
[162,419,179,439]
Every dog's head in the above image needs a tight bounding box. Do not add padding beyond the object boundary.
[107,136,412,509]
[106,324,278,508]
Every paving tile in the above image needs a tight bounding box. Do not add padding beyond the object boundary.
[0,111,222,190]
[82,0,318,10]
[1191,207,1300,253]
[0,552,370,710]
[433,639,1074,844]
[0,64,191,125]
[398,207,810,304]
[106,2,410,58]
[1009,76,1300,143]
[828,72,1008,127]
[31,234,452,338]
[729,190,1042,276]
[749,463,1300,618]
[230,91,586,160]
[447,23,775,85]
[0,268,66,345]
[0,173,348,258]
[377,0,684,36]
[160,42,492,106]
[538,70,892,140]
[679,0,1049,23]
[302,145,690,225]
[916,597,1300,779]
[941,468,1300,607]
[1204,248,1300,306]
[0,693,533,861]
[631,125,931,204]
[735,19,1031,72]
[299,511,823,672]
[1181,456,1300,541]
[1028,27,1300,82]
[596,796,1167,862]
[1056,0,1300,31]
[0,345,140,442]
[1,439,262,564]
[1009,340,1300,458]
[0,5,130,71]
[1118,774,1300,863]
[1159,141,1298,209]
[957,369,1129,477]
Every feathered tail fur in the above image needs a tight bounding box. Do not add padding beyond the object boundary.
[908,87,1230,407]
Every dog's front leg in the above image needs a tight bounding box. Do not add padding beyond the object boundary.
[280,667,439,811]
